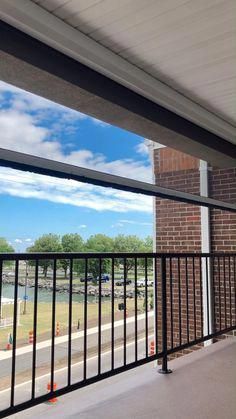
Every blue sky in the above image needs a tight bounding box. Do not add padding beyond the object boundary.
[0,81,153,251]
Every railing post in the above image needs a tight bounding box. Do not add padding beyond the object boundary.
[158,256,172,374]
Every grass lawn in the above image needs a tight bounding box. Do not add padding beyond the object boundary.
[0,297,145,349]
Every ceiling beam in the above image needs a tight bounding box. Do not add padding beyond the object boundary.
[0,0,235,167]
[0,0,235,144]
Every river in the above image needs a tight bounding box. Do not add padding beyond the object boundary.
[2,283,106,303]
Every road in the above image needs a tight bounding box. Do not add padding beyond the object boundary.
[0,337,154,412]
[0,313,154,412]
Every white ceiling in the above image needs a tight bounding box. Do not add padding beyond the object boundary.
[31,0,236,129]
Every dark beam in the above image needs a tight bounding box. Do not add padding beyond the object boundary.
[0,19,236,165]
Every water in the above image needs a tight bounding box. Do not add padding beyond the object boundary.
[2,283,103,303]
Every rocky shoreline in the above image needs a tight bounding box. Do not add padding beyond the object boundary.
[3,276,145,299]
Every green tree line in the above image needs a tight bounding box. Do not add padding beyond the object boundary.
[0,234,153,278]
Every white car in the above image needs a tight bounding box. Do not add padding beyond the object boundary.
[137,278,145,287]
[147,280,154,287]
[137,279,154,287]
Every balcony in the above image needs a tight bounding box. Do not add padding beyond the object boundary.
[0,252,235,418]
[14,336,236,419]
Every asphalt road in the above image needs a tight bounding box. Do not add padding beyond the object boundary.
[0,314,154,413]
[0,335,154,413]
[0,314,154,378]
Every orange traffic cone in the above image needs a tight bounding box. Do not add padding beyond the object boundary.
[28,330,34,344]
[47,382,58,403]
[56,322,60,337]
[6,333,13,350]
[149,340,155,356]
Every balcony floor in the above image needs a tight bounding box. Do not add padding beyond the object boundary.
[16,337,236,419]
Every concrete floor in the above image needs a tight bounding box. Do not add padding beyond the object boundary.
[13,337,236,419]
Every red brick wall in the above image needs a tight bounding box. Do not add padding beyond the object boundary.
[154,148,203,355]
[209,168,236,335]
[154,147,236,357]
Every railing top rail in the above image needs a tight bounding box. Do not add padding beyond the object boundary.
[0,252,236,261]
[1,148,236,213]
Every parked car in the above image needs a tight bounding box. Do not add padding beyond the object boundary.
[137,278,154,287]
[96,274,110,283]
[147,280,154,287]
[116,278,132,286]
[137,278,145,287]
[80,275,94,282]
[5,271,15,277]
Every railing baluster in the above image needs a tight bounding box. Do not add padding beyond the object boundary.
[169,257,173,349]
[67,259,73,386]
[206,257,210,336]
[192,257,196,341]
[223,256,227,328]
[199,257,203,338]
[98,258,102,375]
[218,256,222,331]
[134,257,138,362]
[145,257,148,358]
[50,259,56,394]
[178,257,182,346]
[111,258,115,370]
[123,257,127,366]
[83,258,88,381]
[211,256,215,334]
[10,260,19,408]
[31,259,39,399]
[154,257,158,355]
[229,256,232,327]
[185,257,189,344]
[234,256,236,327]
[158,256,172,374]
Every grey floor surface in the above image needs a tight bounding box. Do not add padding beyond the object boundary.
[10,337,236,419]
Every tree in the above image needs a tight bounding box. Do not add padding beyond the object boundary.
[113,235,145,277]
[61,234,84,278]
[0,238,14,267]
[139,236,154,271]
[27,234,62,278]
[0,238,14,253]
[85,234,114,279]
[142,236,153,252]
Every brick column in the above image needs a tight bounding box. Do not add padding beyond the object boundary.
[210,168,236,335]
[154,147,202,356]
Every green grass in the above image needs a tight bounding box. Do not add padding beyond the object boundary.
[0,298,145,349]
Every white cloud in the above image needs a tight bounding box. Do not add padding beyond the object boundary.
[14,238,23,243]
[78,224,87,229]
[0,80,108,130]
[25,238,32,242]
[0,81,153,214]
[0,84,152,182]
[111,223,124,228]
[136,140,150,156]
[0,167,152,213]
[119,219,153,226]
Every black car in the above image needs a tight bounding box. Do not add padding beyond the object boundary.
[115,278,132,286]
[80,275,94,282]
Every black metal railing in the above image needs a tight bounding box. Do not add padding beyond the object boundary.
[0,252,235,417]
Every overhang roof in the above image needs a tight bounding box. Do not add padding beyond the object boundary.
[0,0,235,167]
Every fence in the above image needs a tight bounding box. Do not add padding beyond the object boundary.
[0,252,235,417]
